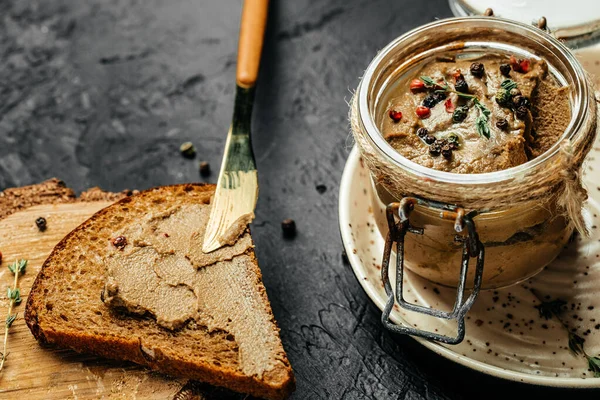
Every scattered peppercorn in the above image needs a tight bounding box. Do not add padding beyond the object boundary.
[455,79,468,93]
[341,250,349,264]
[199,161,211,177]
[513,96,530,109]
[112,235,127,249]
[447,133,460,149]
[444,98,455,113]
[470,62,485,78]
[452,70,469,93]
[36,217,47,232]
[422,92,446,108]
[516,106,529,120]
[281,218,296,238]
[410,79,426,93]
[424,135,436,145]
[496,118,509,131]
[416,127,428,138]
[316,184,327,194]
[0,251,2,265]
[495,89,512,107]
[441,144,452,159]
[429,143,441,157]
[388,109,402,122]
[499,63,511,77]
[452,105,469,123]
[180,142,196,158]
[510,56,530,73]
[416,105,431,119]
[484,7,494,16]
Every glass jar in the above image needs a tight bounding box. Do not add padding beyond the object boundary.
[354,17,597,289]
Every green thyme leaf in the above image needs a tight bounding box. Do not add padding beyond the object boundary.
[476,116,490,139]
[568,332,585,356]
[8,260,27,274]
[419,76,449,91]
[500,79,518,91]
[419,76,438,87]
[7,288,21,305]
[473,99,491,139]
[475,100,491,117]
[6,314,16,328]
[588,356,600,377]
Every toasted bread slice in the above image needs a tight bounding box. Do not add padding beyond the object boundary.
[25,183,295,400]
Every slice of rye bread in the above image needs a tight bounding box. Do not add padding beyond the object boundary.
[24,183,295,400]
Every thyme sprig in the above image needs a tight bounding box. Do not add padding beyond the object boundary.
[0,259,27,374]
[419,75,492,139]
[419,75,444,89]
[534,297,600,377]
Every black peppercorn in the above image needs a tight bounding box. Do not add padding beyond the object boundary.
[422,95,436,109]
[112,235,127,249]
[434,91,447,102]
[452,106,469,123]
[282,219,296,238]
[513,96,530,109]
[455,79,469,93]
[500,63,511,77]
[516,106,529,120]
[496,118,509,131]
[35,217,47,232]
[422,92,446,108]
[470,62,485,78]
[424,135,436,145]
[180,142,196,159]
[199,161,211,177]
[342,250,349,265]
[441,144,453,159]
[429,143,441,157]
[512,95,524,108]
[416,127,428,137]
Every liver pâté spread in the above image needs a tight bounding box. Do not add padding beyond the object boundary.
[382,54,571,173]
[101,203,280,377]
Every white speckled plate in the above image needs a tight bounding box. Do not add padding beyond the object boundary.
[339,140,600,387]
[340,47,600,387]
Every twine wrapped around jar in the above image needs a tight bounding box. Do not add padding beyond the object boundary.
[349,85,598,236]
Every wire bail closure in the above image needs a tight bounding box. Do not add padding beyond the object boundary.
[381,197,485,344]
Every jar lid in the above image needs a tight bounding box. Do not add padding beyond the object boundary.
[449,0,600,48]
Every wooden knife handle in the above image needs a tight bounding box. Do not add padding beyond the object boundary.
[236,0,269,88]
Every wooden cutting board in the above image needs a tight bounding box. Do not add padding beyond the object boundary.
[0,180,243,400]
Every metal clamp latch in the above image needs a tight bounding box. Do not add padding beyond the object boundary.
[381,197,485,344]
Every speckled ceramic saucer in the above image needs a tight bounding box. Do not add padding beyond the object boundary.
[339,143,600,387]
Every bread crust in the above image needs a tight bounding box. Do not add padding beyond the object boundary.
[25,183,295,400]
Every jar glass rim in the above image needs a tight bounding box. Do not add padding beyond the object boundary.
[357,16,590,185]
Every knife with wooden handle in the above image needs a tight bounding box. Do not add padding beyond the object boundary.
[202,0,269,253]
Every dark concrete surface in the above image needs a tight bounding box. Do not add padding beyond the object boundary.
[1,0,599,398]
